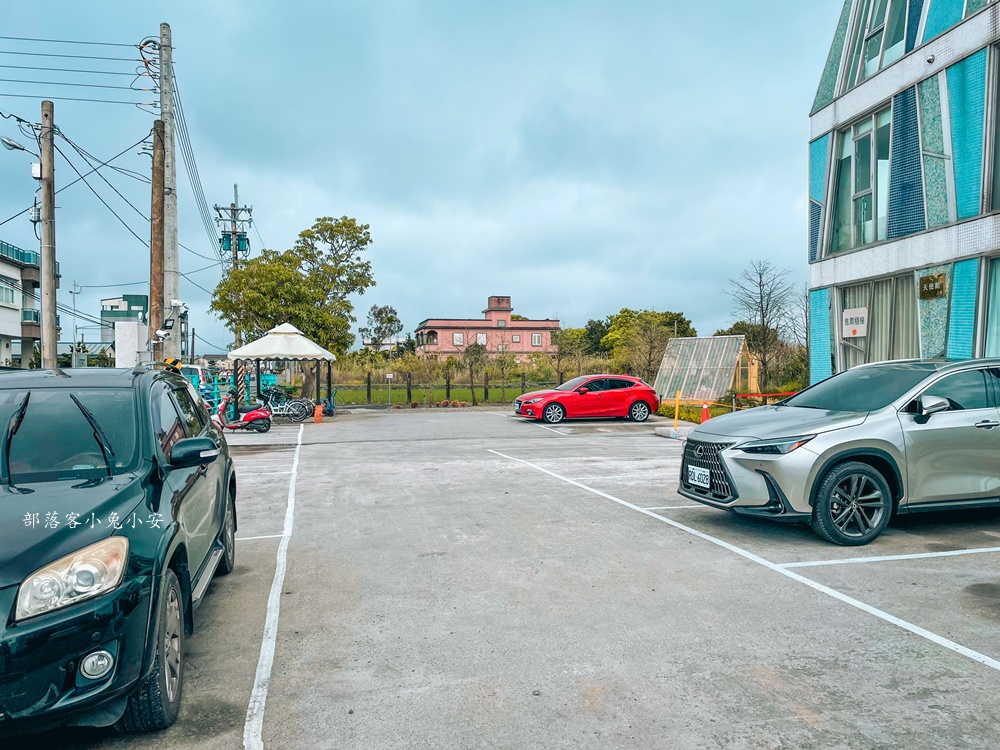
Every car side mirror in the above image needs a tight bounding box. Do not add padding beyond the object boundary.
[578,387,589,394]
[170,437,220,468]
[918,394,950,417]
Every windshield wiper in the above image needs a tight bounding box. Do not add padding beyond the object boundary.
[2,392,30,487]
[69,394,115,477]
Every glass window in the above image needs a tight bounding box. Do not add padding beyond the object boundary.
[531,333,542,346]
[452,332,464,346]
[476,333,487,346]
[986,258,1000,356]
[152,385,185,458]
[512,335,520,343]
[840,273,918,367]
[497,320,506,328]
[830,106,892,254]
[0,388,139,483]
[784,363,939,412]
[556,376,589,391]
[0,277,16,306]
[583,379,607,392]
[919,370,991,411]
[609,379,633,389]
[844,0,908,91]
[173,388,206,436]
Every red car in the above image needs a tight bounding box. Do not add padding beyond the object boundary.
[514,375,659,424]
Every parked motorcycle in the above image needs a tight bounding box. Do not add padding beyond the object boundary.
[211,392,272,433]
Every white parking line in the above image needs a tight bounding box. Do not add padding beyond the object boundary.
[782,546,1000,568]
[236,534,284,542]
[641,505,705,510]
[243,423,304,750]
[239,471,293,476]
[488,449,1000,674]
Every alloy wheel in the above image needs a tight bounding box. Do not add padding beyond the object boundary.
[163,588,183,703]
[829,473,885,539]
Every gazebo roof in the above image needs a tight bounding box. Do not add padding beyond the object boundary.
[227,323,336,361]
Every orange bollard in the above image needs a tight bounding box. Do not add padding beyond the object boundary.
[701,403,710,423]
[314,403,323,423]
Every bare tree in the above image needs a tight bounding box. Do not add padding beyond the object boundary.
[492,334,518,403]
[728,260,795,390]
[623,311,673,383]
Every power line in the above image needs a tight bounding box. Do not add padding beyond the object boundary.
[0,77,154,91]
[53,140,149,247]
[0,50,140,62]
[172,74,220,264]
[0,92,157,106]
[0,35,138,48]
[0,63,146,76]
[195,332,227,352]
[59,132,149,221]
[180,242,221,262]
[79,281,147,288]
[179,272,214,296]
[0,134,148,228]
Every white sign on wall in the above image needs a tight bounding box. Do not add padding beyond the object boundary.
[842,307,868,338]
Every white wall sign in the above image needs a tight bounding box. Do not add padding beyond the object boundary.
[842,307,868,338]
[386,373,394,380]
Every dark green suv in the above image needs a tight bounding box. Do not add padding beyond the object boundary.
[0,366,236,735]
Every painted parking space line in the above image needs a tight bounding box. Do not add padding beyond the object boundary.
[243,423,304,750]
[781,546,1000,569]
[236,534,285,542]
[641,505,705,510]
[238,471,293,477]
[488,449,1000,674]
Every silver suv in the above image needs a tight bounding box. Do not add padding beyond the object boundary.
[679,359,1000,545]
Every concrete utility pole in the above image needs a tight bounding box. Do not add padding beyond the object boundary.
[214,184,253,411]
[150,119,165,361]
[160,22,180,359]
[39,100,57,369]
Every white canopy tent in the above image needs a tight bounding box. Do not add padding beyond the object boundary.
[227,323,336,407]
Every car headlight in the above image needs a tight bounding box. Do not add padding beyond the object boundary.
[16,537,129,621]
[523,398,543,404]
[737,435,815,455]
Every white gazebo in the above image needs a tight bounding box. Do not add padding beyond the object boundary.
[227,323,336,405]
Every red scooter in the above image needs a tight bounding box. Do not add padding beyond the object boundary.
[211,392,272,433]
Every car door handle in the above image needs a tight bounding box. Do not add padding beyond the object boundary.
[975,420,1000,429]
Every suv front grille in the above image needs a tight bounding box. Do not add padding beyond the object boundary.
[682,439,736,501]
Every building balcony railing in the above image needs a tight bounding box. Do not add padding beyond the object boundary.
[0,240,59,273]
[21,309,59,326]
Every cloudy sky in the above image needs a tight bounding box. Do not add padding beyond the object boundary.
[0,1,842,352]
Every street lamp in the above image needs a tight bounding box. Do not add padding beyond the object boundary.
[1,136,38,157]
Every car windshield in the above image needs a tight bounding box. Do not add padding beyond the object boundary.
[555,376,590,391]
[0,388,139,483]
[782,364,939,412]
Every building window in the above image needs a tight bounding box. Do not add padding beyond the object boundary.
[476,333,487,345]
[497,344,505,352]
[986,258,1000,356]
[830,106,892,253]
[0,276,16,306]
[453,332,464,346]
[531,333,542,346]
[497,320,506,328]
[839,273,918,368]
[844,0,907,93]
[512,335,520,343]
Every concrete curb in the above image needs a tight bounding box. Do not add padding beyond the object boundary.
[654,425,694,440]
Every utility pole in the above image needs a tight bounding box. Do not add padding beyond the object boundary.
[150,119,165,361]
[39,100,57,369]
[214,184,253,411]
[160,22,180,359]
[190,326,195,363]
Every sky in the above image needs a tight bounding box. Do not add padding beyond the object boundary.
[0,1,844,353]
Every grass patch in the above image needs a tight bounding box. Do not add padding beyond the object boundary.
[333,385,529,406]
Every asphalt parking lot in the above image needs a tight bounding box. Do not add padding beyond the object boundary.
[30,409,1000,749]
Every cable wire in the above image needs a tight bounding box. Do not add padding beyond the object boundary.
[0,92,157,106]
[0,63,147,76]
[0,50,140,62]
[0,77,153,91]
[0,35,138,48]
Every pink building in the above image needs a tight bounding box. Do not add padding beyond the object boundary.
[414,296,560,360]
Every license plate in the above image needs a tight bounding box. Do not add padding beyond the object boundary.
[688,466,711,489]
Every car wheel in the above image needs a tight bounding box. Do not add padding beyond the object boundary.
[542,403,565,424]
[628,401,650,422]
[217,488,236,576]
[116,568,184,733]
[811,461,891,546]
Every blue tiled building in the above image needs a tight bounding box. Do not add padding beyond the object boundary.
[808,0,1000,382]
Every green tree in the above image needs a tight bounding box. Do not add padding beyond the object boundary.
[462,342,487,406]
[584,318,611,354]
[211,216,375,356]
[358,304,403,356]
[511,314,528,321]
[601,309,695,379]
[492,334,518,403]
[553,328,588,377]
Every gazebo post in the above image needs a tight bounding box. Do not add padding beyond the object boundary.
[326,361,332,406]
[256,359,261,401]
[315,361,321,404]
